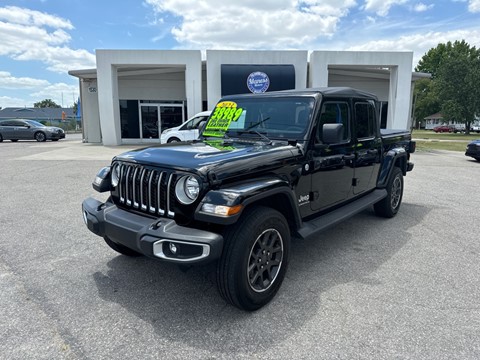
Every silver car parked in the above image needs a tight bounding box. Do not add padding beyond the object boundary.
[0,119,65,142]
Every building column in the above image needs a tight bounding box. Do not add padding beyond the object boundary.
[97,59,121,145]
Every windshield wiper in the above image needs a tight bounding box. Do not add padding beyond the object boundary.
[245,117,270,131]
[236,130,272,143]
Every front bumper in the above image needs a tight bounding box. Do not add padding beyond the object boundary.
[465,147,480,158]
[82,197,223,264]
[47,132,65,140]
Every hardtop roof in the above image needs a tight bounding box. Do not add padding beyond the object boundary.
[221,87,378,101]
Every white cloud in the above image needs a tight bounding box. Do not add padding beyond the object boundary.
[0,71,50,89]
[413,3,434,12]
[346,28,480,67]
[0,6,95,73]
[469,0,480,12]
[362,0,408,16]
[145,0,357,49]
[0,71,78,107]
[30,83,79,107]
[0,95,31,108]
[0,6,73,29]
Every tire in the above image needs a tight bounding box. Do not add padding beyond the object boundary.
[103,236,142,257]
[11,139,18,142]
[0,133,3,142]
[217,206,290,311]
[35,132,46,142]
[374,166,404,218]
[167,137,180,143]
[52,139,59,141]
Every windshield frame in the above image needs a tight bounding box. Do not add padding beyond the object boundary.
[202,95,315,142]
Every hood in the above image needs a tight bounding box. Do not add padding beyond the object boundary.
[114,140,300,179]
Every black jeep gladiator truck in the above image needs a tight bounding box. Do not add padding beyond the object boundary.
[82,87,415,311]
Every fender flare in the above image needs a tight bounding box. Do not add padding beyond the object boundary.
[377,148,408,188]
[194,177,302,226]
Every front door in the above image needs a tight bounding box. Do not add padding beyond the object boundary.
[309,101,355,212]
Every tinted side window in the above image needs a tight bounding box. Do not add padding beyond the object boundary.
[13,120,26,126]
[1,120,17,126]
[316,102,350,143]
[355,102,376,139]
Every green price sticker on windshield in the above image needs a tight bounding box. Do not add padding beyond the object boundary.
[204,101,243,137]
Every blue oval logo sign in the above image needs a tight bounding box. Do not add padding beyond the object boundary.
[247,72,270,93]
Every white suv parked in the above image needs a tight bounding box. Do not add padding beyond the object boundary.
[160,111,211,143]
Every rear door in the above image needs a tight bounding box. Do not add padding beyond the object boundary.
[0,120,15,140]
[352,100,381,195]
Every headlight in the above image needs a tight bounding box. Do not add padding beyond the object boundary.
[162,129,172,135]
[111,163,120,187]
[175,175,200,204]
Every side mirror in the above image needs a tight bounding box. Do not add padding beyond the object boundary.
[322,123,344,144]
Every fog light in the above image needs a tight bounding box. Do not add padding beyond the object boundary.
[169,242,178,254]
[83,211,88,225]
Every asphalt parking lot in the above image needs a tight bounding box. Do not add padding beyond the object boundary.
[1,135,479,359]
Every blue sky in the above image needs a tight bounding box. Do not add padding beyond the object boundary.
[1,0,480,108]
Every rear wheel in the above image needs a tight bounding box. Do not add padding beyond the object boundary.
[217,206,290,311]
[103,236,142,257]
[374,166,403,218]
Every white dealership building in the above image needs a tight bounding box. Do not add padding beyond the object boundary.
[69,49,427,146]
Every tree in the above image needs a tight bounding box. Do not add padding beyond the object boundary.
[415,42,449,79]
[415,40,480,134]
[72,100,78,115]
[434,41,480,134]
[412,78,440,129]
[34,99,61,108]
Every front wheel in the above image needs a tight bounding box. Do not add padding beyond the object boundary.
[35,132,46,142]
[374,166,404,218]
[217,206,290,311]
[167,137,180,143]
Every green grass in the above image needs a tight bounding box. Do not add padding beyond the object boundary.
[412,129,480,141]
[414,140,469,152]
[411,130,480,152]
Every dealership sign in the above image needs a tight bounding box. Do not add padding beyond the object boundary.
[221,64,295,96]
[247,72,270,93]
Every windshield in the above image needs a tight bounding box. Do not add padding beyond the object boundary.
[25,120,45,127]
[203,96,314,141]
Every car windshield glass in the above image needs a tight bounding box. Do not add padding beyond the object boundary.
[203,96,314,140]
[25,120,45,127]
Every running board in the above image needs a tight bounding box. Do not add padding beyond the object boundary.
[296,189,387,240]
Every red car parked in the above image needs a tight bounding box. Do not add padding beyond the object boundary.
[433,125,454,133]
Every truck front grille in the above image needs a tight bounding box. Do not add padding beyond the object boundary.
[113,162,176,217]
